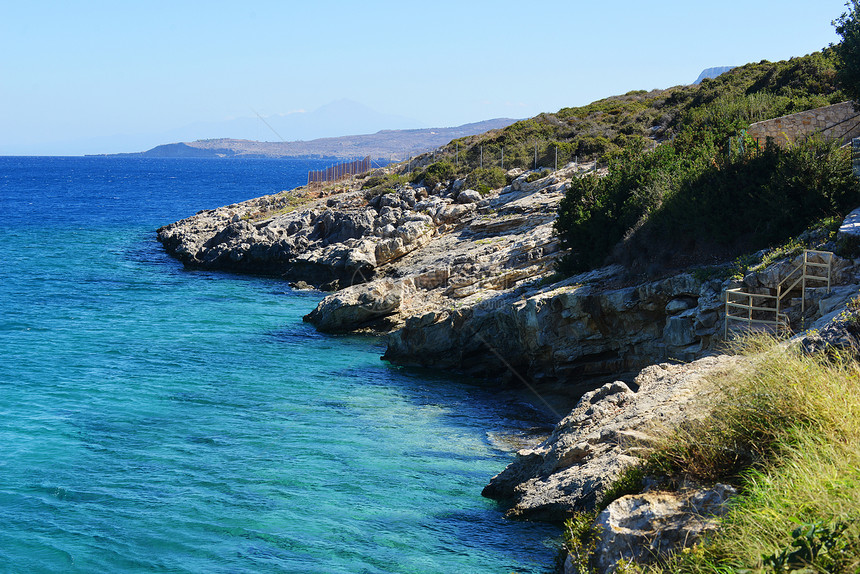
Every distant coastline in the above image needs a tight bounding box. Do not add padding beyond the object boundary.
[91,118,518,161]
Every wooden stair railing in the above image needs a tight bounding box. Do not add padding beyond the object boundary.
[724,250,833,337]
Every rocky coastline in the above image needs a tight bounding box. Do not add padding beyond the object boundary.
[157,164,734,382]
[157,165,860,571]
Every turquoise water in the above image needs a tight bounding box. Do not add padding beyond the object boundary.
[0,157,559,573]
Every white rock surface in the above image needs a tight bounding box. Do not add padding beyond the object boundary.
[593,484,736,573]
[482,355,742,520]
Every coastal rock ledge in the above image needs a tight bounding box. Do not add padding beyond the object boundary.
[481,354,741,521]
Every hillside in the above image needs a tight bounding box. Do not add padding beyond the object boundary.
[399,49,843,176]
[388,49,856,276]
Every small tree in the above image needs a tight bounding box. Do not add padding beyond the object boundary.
[834,0,860,107]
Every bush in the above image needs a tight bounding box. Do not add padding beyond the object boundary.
[555,132,860,275]
[555,140,699,273]
[415,160,454,190]
[463,167,506,194]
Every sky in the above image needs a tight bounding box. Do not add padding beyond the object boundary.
[0,0,851,155]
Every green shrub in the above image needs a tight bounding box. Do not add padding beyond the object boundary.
[415,160,454,190]
[463,167,506,194]
[555,132,860,275]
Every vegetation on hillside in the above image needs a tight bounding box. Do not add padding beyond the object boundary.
[552,49,859,275]
[556,133,859,274]
[406,50,843,178]
[834,0,860,107]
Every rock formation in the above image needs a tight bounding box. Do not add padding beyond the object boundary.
[158,164,734,385]
[587,484,737,573]
[481,355,742,521]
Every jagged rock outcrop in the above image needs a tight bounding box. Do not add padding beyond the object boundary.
[482,355,742,521]
[157,184,448,285]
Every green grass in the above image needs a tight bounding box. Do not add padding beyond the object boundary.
[638,336,860,573]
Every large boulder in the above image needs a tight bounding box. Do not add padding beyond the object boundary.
[456,189,482,204]
[591,484,736,573]
[304,280,405,332]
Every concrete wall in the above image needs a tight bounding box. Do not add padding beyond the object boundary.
[747,101,860,147]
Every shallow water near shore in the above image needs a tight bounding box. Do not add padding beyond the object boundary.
[0,157,560,573]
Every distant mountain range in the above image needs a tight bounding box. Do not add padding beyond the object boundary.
[103,118,519,160]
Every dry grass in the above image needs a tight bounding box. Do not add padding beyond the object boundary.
[642,336,860,572]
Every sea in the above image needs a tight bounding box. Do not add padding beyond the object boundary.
[0,156,560,574]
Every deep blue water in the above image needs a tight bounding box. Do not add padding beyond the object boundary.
[0,157,559,573]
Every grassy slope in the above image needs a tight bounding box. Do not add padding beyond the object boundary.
[561,333,860,573]
[643,335,860,573]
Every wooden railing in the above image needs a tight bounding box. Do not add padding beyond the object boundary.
[725,288,791,336]
[724,250,833,337]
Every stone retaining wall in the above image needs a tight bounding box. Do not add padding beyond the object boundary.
[747,101,860,146]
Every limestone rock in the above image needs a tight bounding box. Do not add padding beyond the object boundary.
[456,189,482,204]
[663,313,696,347]
[838,205,860,244]
[593,484,736,572]
[482,355,741,521]
[303,280,405,332]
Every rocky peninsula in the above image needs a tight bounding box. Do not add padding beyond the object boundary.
[159,164,731,381]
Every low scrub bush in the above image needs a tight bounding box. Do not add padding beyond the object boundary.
[414,160,454,190]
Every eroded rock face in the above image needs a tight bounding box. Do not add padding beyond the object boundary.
[482,355,742,521]
[383,272,725,382]
[592,484,736,573]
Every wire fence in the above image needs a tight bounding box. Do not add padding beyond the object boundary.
[306,141,600,187]
[307,156,372,185]
[401,140,598,175]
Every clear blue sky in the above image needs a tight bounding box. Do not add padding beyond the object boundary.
[0,0,850,155]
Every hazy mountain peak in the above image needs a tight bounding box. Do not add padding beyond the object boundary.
[693,66,736,84]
